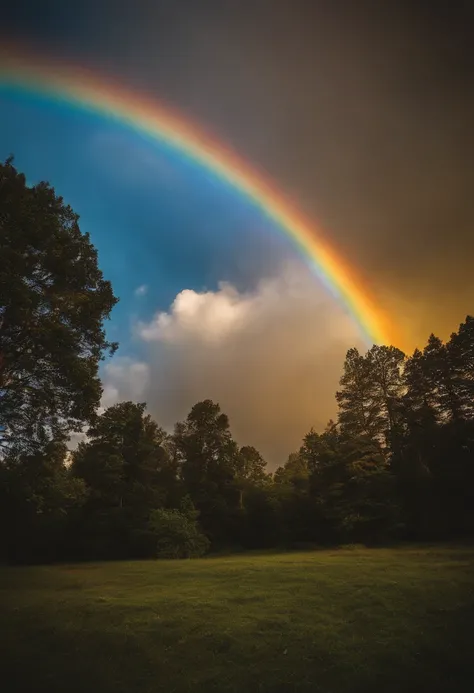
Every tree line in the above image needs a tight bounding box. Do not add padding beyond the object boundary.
[1,159,473,564]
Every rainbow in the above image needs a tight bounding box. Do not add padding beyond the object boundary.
[0,45,396,347]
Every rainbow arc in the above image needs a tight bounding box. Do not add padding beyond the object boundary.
[0,45,397,347]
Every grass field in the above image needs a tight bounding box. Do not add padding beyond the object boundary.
[1,546,473,693]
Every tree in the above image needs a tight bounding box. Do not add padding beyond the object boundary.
[299,421,339,476]
[74,401,175,505]
[0,440,87,563]
[403,349,437,420]
[274,452,309,489]
[336,345,405,452]
[422,334,463,422]
[331,433,398,541]
[399,347,438,474]
[71,402,175,557]
[447,316,474,419]
[237,445,267,484]
[273,451,318,546]
[173,400,241,541]
[0,158,118,454]
[366,345,406,447]
[336,348,378,441]
[396,323,474,538]
[174,399,238,487]
[234,445,268,508]
[301,422,398,542]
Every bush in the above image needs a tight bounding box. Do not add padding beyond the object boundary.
[148,508,210,558]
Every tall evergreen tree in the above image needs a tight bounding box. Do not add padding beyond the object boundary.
[336,345,405,451]
[447,316,474,419]
[365,345,405,447]
[336,348,376,440]
[422,334,463,422]
[401,347,438,461]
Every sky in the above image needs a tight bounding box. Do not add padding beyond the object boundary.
[1,1,473,466]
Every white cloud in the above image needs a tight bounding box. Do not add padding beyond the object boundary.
[66,358,150,451]
[134,284,149,297]
[138,283,252,343]
[102,262,364,468]
[101,358,150,408]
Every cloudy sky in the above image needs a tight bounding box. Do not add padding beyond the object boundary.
[1,1,473,466]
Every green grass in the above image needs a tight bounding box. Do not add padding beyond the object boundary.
[1,546,473,692]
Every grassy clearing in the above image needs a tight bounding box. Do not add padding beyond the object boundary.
[1,546,473,692]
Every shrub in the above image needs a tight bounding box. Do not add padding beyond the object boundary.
[148,508,210,558]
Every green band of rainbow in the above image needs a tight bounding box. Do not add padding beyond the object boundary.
[0,45,396,347]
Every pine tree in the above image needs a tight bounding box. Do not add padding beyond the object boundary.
[336,345,405,452]
[423,334,463,422]
[365,345,406,447]
[336,348,378,439]
[447,316,474,419]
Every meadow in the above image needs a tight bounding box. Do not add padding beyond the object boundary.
[1,546,473,693]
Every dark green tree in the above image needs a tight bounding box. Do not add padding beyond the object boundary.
[299,421,339,476]
[74,401,175,504]
[0,440,87,563]
[336,345,405,453]
[447,316,474,419]
[173,400,240,543]
[0,158,118,454]
[274,452,309,489]
[302,422,398,542]
[148,496,210,558]
[399,347,438,472]
[336,348,379,441]
[403,348,437,419]
[422,334,463,422]
[273,451,316,546]
[237,445,267,484]
[234,445,268,509]
[366,345,406,448]
[71,401,175,557]
[399,323,474,537]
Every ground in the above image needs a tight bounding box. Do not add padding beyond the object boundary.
[1,546,473,692]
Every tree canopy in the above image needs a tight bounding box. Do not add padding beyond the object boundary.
[0,158,118,454]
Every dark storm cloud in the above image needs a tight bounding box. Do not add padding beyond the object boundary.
[3,0,474,347]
